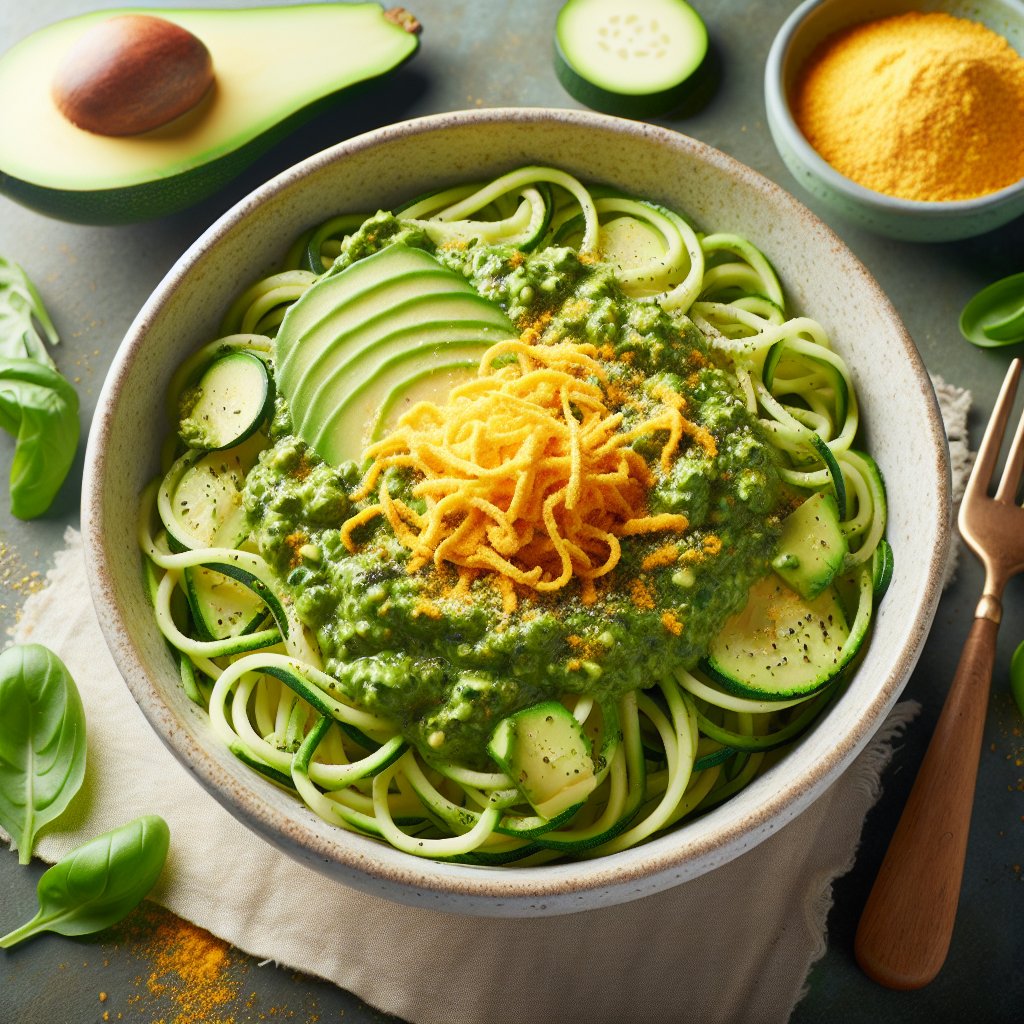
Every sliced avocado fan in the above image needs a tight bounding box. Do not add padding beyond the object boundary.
[274,243,518,467]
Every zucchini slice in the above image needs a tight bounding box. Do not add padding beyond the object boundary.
[161,434,266,550]
[703,575,852,700]
[183,565,268,642]
[554,0,708,117]
[178,350,273,451]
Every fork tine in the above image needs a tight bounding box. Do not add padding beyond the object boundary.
[965,358,1022,503]
[994,367,1024,503]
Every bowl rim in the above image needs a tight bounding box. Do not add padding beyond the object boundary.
[82,106,951,913]
[764,0,1024,212]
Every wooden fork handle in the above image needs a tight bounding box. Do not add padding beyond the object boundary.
[854,612,998,990]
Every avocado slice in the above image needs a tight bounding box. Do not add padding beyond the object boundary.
[0,4,419,223]
[275,243,517,467]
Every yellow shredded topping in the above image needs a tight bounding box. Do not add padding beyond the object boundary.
[342,338,700,595]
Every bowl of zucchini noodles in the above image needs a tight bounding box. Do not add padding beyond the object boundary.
[83,108,949,915]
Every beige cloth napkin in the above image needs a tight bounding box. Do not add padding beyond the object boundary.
[7,529,916,1024]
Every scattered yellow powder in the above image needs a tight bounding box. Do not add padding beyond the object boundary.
[794,12,1024,201]
[629,578,655,610]
[108,905,239,1024]
[661,610,683,636]
[289,454,312,481]
[702,534,723,556]
[283,531,309,567]
[412,597,443,619]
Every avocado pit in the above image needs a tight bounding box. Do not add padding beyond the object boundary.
[51,14,214,137]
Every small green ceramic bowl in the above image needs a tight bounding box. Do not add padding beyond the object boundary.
[765,0,1024,242]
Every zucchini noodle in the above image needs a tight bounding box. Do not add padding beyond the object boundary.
[139,166,888,864]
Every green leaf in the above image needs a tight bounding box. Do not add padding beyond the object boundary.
[0,644,87,865]
[1011,639,1024,721]
[0,257,58,369]
[0,357,79,518]
[0,815,170,947]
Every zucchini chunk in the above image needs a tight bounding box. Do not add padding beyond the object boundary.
[554,0,708,117]
[487,701,597,820]
[703,575,851,700]
[178,350,273,451]
[772,490,848,599]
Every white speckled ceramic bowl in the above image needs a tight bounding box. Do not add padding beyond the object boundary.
[83,108,950,916]
[765,0,1024,241]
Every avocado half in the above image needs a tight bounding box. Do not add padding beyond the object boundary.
[0,4,420,224]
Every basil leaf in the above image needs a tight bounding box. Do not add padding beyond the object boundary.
[0,815,170,948]
[0,644,87,864]
[0,257,59,369]
[1011,639,1024,721]
[0,357,79,519]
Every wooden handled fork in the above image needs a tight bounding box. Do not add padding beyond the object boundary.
[854,357,1024,989]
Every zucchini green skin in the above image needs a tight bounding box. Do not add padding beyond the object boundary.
[554,47,704,119]
[0,61,418,225]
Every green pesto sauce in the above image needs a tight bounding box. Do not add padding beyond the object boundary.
[244,214,782,768]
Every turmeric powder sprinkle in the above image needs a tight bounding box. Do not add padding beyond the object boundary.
[794,11,1024,202]
[342,337,693,593]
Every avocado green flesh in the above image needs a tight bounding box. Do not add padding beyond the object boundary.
[289,310,510,440]
[277,251,510,400]
[275,242,517,466]
[299,324,500,446]
[0,4,418,222]
[313,343,491,466]
[371,359,484,441]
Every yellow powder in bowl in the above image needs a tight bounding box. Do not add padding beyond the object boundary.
[793,11,1024,202]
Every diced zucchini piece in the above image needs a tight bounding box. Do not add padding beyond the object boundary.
[487,702,597,820]
[772,490,848,599]
[178,350,273,451]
